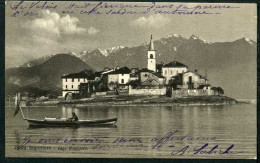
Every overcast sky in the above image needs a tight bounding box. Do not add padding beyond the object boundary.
[5,1,257,68]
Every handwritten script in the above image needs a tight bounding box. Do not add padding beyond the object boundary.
[15,130,242,156]
[9,1,240,17]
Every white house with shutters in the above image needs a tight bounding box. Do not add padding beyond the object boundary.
[61,71,92,98]
[105,66,131,90]
[161,61,188,84]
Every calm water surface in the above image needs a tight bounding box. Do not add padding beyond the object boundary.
[5,104,256,159]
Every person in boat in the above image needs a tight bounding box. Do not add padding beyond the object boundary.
[68,112,78,122]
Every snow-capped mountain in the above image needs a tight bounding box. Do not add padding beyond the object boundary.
[107,46,125,53]
[189,34,212,44]
[243,37,256,45]
[79,46,125,58]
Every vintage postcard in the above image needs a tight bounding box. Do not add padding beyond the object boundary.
[5,1,257,159]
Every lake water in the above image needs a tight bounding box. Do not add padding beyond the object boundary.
[5,104,256,159]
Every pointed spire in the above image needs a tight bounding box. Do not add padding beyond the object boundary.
[149,35,154,51]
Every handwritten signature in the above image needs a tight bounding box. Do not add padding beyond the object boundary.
[169,144,242,155]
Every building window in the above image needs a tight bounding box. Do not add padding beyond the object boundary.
[121,79,124,84]
[122,74,124,76]
[65,78,67,82]
[65,85,67,89]
[72,78,74,82]
[72,85,73,89]
[78,78,80,82]
[150,54,153,59]
[84,78,85,82]
[165,70,167,75]
[189,76,192,83]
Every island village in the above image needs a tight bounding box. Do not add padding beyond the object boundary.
[61,35,223,101]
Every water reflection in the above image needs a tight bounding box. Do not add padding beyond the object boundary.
[62,106,80,118]
[14,129,21,146]
[5,104,256,158]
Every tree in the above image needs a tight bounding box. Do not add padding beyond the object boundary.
[97,82,108,92]
[109,81,115,86]
[128,80,140,89]
[93,81,100,90]
[217,87,224,95]
[108,81,119,93]
[168,79,177,89]
[109,81,118,89]
[211,87,224,95]
[166,87,172,97]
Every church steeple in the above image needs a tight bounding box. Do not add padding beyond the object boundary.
[147,35,156,72]
[149,35,154,51]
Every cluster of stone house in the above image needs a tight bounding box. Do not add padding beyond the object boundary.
[61,35,211,98]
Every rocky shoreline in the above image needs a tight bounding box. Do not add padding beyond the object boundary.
[26,95,239,107]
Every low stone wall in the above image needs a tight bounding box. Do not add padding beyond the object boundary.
[172,89,214,97]
[129,87,166,95]
[95,92,107,96]
[119,89,129,95]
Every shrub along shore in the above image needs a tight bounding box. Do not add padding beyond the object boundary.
[26,95,238,107]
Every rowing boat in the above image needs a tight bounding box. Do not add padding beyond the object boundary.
[24,117,118,127]
[14,93,117,127]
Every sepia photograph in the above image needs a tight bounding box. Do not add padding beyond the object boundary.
[5,1,257,159]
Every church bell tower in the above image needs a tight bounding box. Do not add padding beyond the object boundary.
[147,35,156,72]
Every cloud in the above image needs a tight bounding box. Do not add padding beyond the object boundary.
[60,14,86,34]
[87,27,100,35]
[131,14,171,28]
[22,10,99,42]
[6,10,102,68]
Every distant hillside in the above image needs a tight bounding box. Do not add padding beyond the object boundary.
[20,52,81,68]
[5,54,93,96]
[7,34,257,98]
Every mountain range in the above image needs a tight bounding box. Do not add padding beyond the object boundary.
[6,34,257,99]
